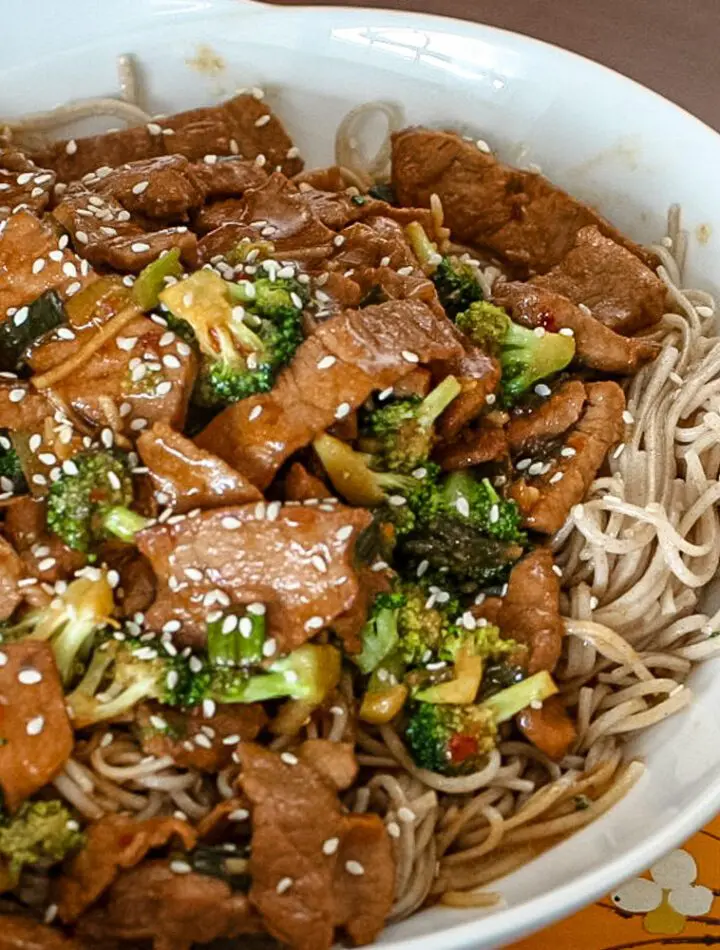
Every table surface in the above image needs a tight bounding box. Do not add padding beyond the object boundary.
[276,0,720,132]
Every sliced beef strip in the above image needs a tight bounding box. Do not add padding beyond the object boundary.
[4,497,85,592]
[136,700,267,772]
[189,156,268,200]
[284,462,331,502]
[518,695,578,760]
[303,187,435,236]
[136,502,372,652]
[494,280,660,375]
[195,299,463,489]
[436,424,508,471]
[509,380,625,534]
[0,149,55,221]
[294,166,347,192]
[137,422,261,513]
[90,226,198,272]
[496,548,564,674]
[76,859,264,950]
[507,380,587,454]
[198,173,336,265]
[239,742,395,950]
[0,535,23,620]
[391,128,655,275]
[56,813,196,922]
[37,316,198,434]
[0,916,84,950]
[86,154,204,221]
[0,210,96,316]
[437,346,501,439]
[0,642,73,812]
[296,740,358,792]
[531,225,666,334]
[0,383,53,433]
[32,94,303,182]
[328,217,418,273]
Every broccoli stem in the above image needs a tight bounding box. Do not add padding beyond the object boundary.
[479,670,558,723]
[355,606,400,674]
[207,611,266,668]
[102,507,150,543]
[417,375,462,429]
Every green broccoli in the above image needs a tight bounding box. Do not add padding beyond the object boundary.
[440,470,526,544]
[406,222,483,317]
[160,270,306,408]
[456,301,575,403]
[405,703,497,775]
[7,573,114,684]
[0,800,84,883]
[46,448,144,554]
[132,248,184,311]
[207,609,267,669]
[206,643,341,705]
[0,432,26,495]
[405,670,558,775]
[361,376,461,473]
[67,636,201,726]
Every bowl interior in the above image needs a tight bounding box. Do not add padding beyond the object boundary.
[3,2,720,947]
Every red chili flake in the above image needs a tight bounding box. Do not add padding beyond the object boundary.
[449,733,479,764]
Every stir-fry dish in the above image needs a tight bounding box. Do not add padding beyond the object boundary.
[0,72,719,950]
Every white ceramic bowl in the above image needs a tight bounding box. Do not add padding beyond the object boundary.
[4,2,720,947]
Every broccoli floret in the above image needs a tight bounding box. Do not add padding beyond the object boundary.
[67,636,200,726]
[0,432,25,494]
[207,609,267,669]
[405,703,497,775]
[406,222,483,317]
[362,376,461,473]
[206,644,341,705]
[401,517,525,590]
[160,271,306,408]
[354,592,407,674]
[46,449,140,554]
[441,471,526,544]
[0,800,84,883]
[6,573,114,684]
[405,670,559,775]
[133,248,184,311]
[456,301,575,404]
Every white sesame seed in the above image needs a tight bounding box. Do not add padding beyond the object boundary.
[336,525,354,542]
[248,405,263,421]
[262,638,277,657]
[276,876,293,894]
[255,154,267,167]
[155,381,173,396]
[560,446,577,458]
[65,139,78,155]
[132,180,149,195]
[26,715,44,736]
[116,336,137,351]
[534,383,552,397]
[335,402,351,420]
[549,471,564,484]
[202,698,216,719]
[388,495,407,508]
[317,355,336,370]
[398,807,416,823]
[455,497,470,518]
[345,861,365,876]
[255,114,272,127]
[31,258,45,274]
[38,452,56,465]
[18,668,42,685]
[622,410,634,425]
[558,327,575,337]
[533,326,546,337]
[402,350,419,364]
[38,557,56,572]
[131,242,151,253]
[66,281,82,295]
[74,231,88,246]
[62,261,77,279]
[528,461,545,476]
[194,733,213,749]
[552,564,563,577]
[170,860,192,875]
[247,602,266,616]
[305,616,324,631]
[387,821,401,839]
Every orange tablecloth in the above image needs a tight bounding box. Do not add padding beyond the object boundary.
[511,814,720,950]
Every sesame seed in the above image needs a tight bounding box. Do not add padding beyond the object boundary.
[336,525,354,542]
[66,281,82,295]
[281,752,299,766]
[402,350,419,364]
[131,242,151,253]
[622,410,634,425]
[57,328,76,340]
[38,452,56,465]
[247,602,266,616]
[398,807,416,823]
[533,326,546,337]
[489,503,500,523]
[534,383,552,397]
[132,180,149,195]
[323,837,340,855]
[397,266,414,276]
[549,471,564,484]
[476,138,492,153]
[255,154,267,167]
[455,497,470,518]
[528,461,545,476]
[170,860,192,875]
[560,446,577,458]
[613,443,626,459]
[62,261,77,278]
[100,428,114,448]
[116,336,137,351]
[387,821,401,839]
[17,171,34,185]
[335,402,351,420]
[194,733,212,749]
[31,258,45,274]
[248,405,263,421]
[276,877,293,894]
[255,114,272,127]
[305,615,324,631]
[203,698,216,719]
[558,327,575,337]
[75,231,88,245]
[552,564,563,577]
[333,234,346,247]
[130,418,148,431]
[262,638,277,657]
[26,715,44,736]
[18,668,42,685]
[388,495,407,508]
[311,554,327,573]
[155,381,172,396]
[13,307,29,326]
[149,714,167,731]
[65,139,78,155]
[345,861,365,876]
[317,355,336,370]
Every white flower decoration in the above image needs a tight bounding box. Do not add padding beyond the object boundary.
[611,849,713,932]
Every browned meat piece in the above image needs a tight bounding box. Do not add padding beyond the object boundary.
[531,226,666,334]
[436,425,508,470]
[438,347,502,439]
[196,797,250,841]
[0,210,96,315]
[332,565,392,653]
[0,916,84,950]
[284,462,330,501]
[518,695,578,760]
[194,197,245,234]
[199,173,336,265]
[391,129,655,275]
[35,315,198,434]
[196,299,462,488]
[91,227,199,273]
[495,281,661,374]
[136,701,267,772]
[137,502,371,652]
[303,188,434,236]
[114,551,156,617]
[0,642,73,811]
[0,383,53,433]
[354,265,442,316]
[240,742,394,950]
[329,217,418,273]
[510,381,625,534]
[4,497,85,590]
[496,549,564,673]
[32,94,303,182]
[0,535,22,620]
[52,189,142,253]
[56,813,196,922]
[137,422,261,513]
[0,149,55,220]
[297,740,358,791]
[189,155,268,199]
[393,367,432,398]
[87,154,204,221]
[77,859,264,950]
[294,166,347,192]
[507,380,587,453]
